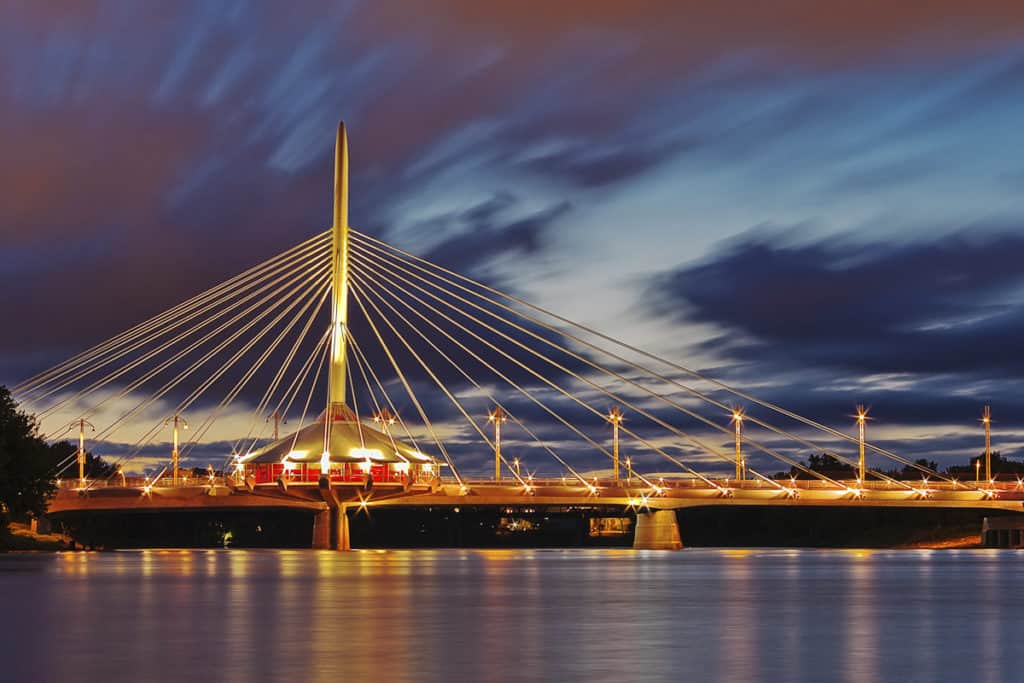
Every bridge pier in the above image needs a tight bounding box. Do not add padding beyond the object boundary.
[334,506,351,551]
[314,475,352,550]
[312,509,331,549]
[633,509,682,550]
[982,516,1024,548]
[311,503,351,550]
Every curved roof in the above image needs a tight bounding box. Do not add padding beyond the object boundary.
[241,405,433,465]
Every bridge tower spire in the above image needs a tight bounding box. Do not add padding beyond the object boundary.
[327,122,351,417]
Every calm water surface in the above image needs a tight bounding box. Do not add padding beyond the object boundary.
[2,548,1022,682]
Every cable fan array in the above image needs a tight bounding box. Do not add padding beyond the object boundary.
[15,233,333,481]
[13,228,968,493]
[343,229,970,492]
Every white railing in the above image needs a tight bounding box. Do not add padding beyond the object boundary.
[57,476,231,491]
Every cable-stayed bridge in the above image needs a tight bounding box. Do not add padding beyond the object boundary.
[21,123,1023,550]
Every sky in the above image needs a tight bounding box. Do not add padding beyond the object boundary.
[3,1,1024,477]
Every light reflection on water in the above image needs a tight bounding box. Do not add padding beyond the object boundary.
[1,548,1023,682]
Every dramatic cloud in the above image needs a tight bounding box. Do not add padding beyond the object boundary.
[651,228,1024,378]
[412,193,572,275]
[642,227,1024,470]
[4,2,1024,473]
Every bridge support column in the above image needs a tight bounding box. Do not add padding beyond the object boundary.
[315,475,352,550]
[981,516,1024,549]
[312,509,331,549]
[633,510,682,550]
[312,505,350,550]
[334,506,351,551]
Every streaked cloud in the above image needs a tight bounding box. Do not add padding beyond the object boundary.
[3,1,1024,473]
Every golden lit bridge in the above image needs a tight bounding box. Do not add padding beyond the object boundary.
[20,123,1023,550]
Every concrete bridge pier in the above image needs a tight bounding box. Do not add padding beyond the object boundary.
[311,502,351,550]
[633,509,683,550]
[314,476,351,550]
[312,509,331,549]
[334,506,351,551]
[982,516,1024,548]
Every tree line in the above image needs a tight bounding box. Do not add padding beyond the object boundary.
[0,386,116,544]
[778,451,1024,480]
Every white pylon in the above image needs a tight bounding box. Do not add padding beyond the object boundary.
[326,121,350,418]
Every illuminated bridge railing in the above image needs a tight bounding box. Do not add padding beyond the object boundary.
[56,476,232,491]
[54,474,1024,496]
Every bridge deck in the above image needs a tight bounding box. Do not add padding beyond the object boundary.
[358,481,1024,512]
[49,478,1024,516]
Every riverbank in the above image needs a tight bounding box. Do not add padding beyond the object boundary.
[1,522,70,551]
[899,533,981,549]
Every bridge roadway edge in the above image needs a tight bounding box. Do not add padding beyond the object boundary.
[45,482,1024,549]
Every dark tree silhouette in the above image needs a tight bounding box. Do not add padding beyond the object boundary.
[787,453,856,479]
[947,451,1024,477]
[0,386,57,529]
[899,458,939,478]
[48,440,119,480]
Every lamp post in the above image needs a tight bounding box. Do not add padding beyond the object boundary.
[982,405,992,484]
[267,410,287,440]
[373,408,400,480]
[855,405,869,484]
[625,457,633,485]
[488,406,507,481]
[234,455,246,485]
[373,408,397,435]
[976,458,981,484]
[75,418,95,484]
[731,407,744,482]
[607,406,624,483]
[166,415,189,486]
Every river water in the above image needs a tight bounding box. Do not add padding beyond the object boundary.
[1,548,1021,682]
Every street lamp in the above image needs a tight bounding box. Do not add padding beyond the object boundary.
[373,408,397,435]
[266,410,287,440]
[487,406,507,481]
[731,407,744,482]
[854,405,869,484]
[982,405,992,484]
[74,418,96,484]
[607,406,624,483]
[165,414,189,486]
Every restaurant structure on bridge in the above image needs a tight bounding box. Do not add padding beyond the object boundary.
[239,404,438,486]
